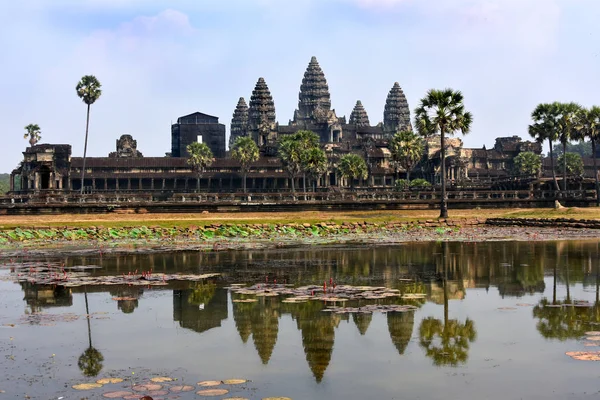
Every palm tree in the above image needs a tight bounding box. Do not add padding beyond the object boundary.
[576,106,600,206]
[231,136,259,193]
[529,103,560,191]
[296,130,320,193]
[414,89,473,218]
[23,124,41,146]
[186,142,214,191]
[278,134,303,193]
[555,102,583,190]
[338,154,368,189]
[302,147,328,192]
[390,130,424,183]
[76,75,102,194]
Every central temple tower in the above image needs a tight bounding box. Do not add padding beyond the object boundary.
[293,56,334,126]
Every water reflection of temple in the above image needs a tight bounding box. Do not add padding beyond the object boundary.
[20,281,73,312]
[173,285,228,334]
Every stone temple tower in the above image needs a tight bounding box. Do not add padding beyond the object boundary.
[248,77,277,148]
[349,100,370,127]
[383,82,412,137]
[293,56,332,125]
[230,97,249,149]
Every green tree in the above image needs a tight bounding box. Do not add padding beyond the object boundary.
[76,75,102,194]
[302,147,328,192]
[186,142,214,190]
[552,141,593,157]
[556,153,584,176]
[338,154,368,189]
[231,136,259,193]
[296,130,321,193]
[24,124,41,146]
[390,130,424,182]
[513,151,542,176]
[529,103,560,191]
[278,135,303,193]
[414,89,473,218]
[0,174,9,194]
[576,106,600,206]
[418,242,477,366]
[555,102,583,190]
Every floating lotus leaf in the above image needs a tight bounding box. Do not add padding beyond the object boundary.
[497,307,517,311]
[197,388,229,396]
[72,383,103,390]
[585,331,600,336]
[198,380,222,387]
[132,383,162,391]
[233,299,258,303]
[102,391,134,398]
[123,395,144,400]
[170,385,195,392]
[262,397,293,400]
[586,336,600,341]
[516,303,534,307]
[97,378,124,384]
[223,398,249,400]
[111,297,137,301]
[150,376,173,383]
[566,351,600,361]
[147,389,169,396]
[584,342,600,347]
[223,379,247,385]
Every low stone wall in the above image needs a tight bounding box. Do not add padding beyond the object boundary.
[485,218,600,229]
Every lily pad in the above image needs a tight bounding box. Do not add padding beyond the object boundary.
[132,383,163,391]
[262,398,293,400]
[586,336,600,341]
[150,376,173,383]
[73,383,103,390]
[198,380,222,387]
[585,331,600,336]
[223,379,247,385]
[566,351,600,361]
[97,378,124,384]
[103,391,134,398]
[232,299,258,303]
[197,388,229,396]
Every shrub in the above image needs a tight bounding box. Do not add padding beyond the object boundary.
[394,180,409,191]
[410,178,432,188]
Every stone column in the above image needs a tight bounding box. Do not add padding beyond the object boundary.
[49,172,55,189]
[9,174,14,192]
[116,178,120,190]
[263,178,267,190]
[139,178,142,190]
[34,172,40,190]
[92,178,96,190]
[185,178,188,191]
[208,178,212,191]
[127,179,131,190]
[219,178,223,190]
[162,179,166,190]
[151,179,155,190]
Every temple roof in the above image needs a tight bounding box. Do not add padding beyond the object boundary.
[230,97,249,147]
[248,77,276,127]
[294,56,331,123]
[383,82,412,134]
[349,101,370,127]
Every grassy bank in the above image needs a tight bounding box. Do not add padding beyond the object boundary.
[1,207,599,230]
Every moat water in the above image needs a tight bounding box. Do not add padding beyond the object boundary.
[1,241,600,399]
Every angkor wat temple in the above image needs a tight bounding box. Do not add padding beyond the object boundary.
[9,56,559,194]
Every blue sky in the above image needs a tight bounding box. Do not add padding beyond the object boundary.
[1,0,599,172]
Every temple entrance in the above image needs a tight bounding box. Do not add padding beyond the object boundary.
[40,166,51,189]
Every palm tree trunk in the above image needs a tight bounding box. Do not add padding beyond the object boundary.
[406,169,411,184]
[443,242,449,326]
[562,142,568,191]
[197,174,200,191]
[593,140,599,207]
[243,171,247,193]
[291,176,295,193]
[439,128,448,218]
[84,287,92,348]
[552,262,557,305]
[80,103,91,194]
[548,140,560,191]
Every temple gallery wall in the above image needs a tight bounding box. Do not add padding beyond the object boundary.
[8,56,594,194]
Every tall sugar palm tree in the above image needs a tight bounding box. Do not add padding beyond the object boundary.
[23,124,42,146]
[231,136,259,193]
[278,134,303,193]
[390,130,424,183]
[414,89,473,218]
[555,102,583,190]
[186,142,214,191]
[576,106,600,206]
[529,103,560,191]
[296,130,320,193]
[76,75,102,194]
[338,154,368,189]
[302,147,328,192]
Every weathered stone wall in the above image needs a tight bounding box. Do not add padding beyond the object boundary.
[485,218,600,229]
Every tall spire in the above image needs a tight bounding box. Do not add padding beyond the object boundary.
[229,97,249,149]
[349,100,370,127]
[383,82,412,136]
[294,56,331,124]
[248,77,276,147]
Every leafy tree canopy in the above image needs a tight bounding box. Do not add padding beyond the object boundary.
[556,153,584,176]
[514,151,542,175]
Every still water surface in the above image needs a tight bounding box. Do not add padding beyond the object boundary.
[1,241,600,399]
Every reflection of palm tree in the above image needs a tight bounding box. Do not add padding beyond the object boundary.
[418,242,477,366]
[387,311,415,355]
[78,287,104,377]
